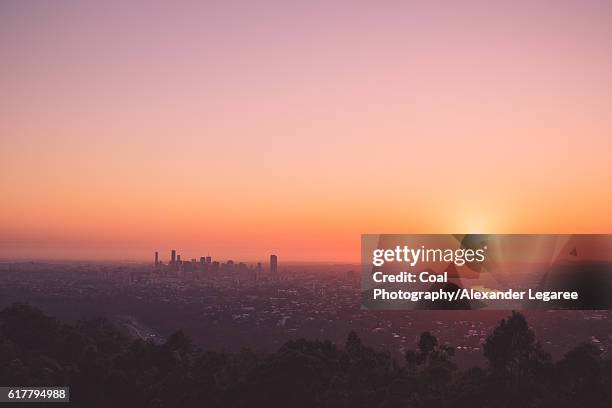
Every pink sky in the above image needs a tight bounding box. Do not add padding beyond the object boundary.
[1,1,612,262]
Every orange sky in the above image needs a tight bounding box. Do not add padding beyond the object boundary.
[1,1,612,262]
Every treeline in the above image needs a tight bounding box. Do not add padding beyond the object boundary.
[1,304,611,407]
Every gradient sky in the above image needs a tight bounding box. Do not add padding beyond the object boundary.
[2,1,612,262]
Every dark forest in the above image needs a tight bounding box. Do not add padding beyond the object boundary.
[1,304,610,408]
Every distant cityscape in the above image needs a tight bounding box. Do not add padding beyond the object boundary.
[151,250,279,281]
[0,256,610,369]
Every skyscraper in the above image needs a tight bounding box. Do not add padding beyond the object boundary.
[154,251,159,266]
[270,254,278,275]
[171,249,176,264]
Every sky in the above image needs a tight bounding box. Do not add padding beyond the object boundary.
[1,1,612,262]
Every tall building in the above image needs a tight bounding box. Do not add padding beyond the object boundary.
[154,251,159,266]
[205,256,211,264]
[270,254,278,275]
[171,249,176,264]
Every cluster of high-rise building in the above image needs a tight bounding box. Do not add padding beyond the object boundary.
[154,250,278,276]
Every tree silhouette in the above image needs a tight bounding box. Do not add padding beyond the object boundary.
[1,303,610,408]
[345,330,362,356]
[484,311,551,381]
[554,343,612,407]
[418,331,437,368]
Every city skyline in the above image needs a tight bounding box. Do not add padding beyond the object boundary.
[2,1,612,262]
[156,249,280,269]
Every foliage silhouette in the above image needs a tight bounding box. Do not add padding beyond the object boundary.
[0,303,610,408]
